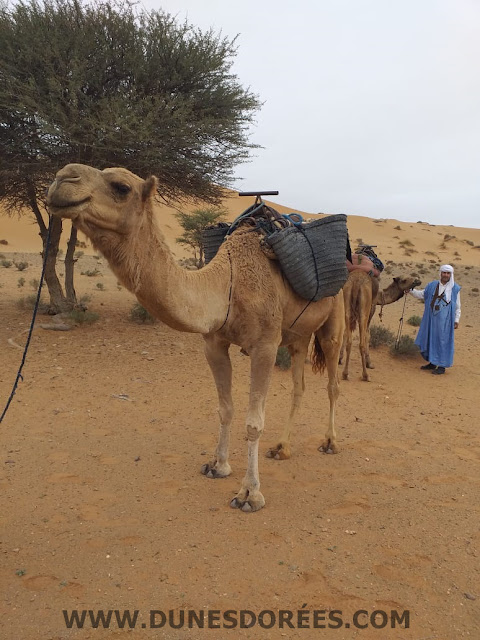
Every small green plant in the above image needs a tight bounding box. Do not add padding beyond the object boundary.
[81,269,101,277]
[15,569,26,576]
[369,325,395,348]
[17,277,25,288]
[130,303,155,324]
[67,309,99,325]
[275,346,291,370]
[407,315,422,327]
[1,259,12,268]
[96,282,105,290]
[14,261,28,271]
[390,335,419,356]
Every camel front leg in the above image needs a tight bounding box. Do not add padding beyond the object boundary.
[201,335,233,479]
[231,342,277,512]
[266,337,310,460]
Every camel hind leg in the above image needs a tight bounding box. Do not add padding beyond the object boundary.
[316,294,344,454]
[201,335,233,478]
[266,336,310,460]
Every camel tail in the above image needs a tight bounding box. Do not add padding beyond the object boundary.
[311,336,326,375]
[349,287,360,332]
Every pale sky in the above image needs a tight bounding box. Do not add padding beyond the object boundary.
[143,0,480,229]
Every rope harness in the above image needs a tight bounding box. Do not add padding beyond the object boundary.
[0,216,52,423]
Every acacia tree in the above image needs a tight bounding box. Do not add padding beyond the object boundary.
[0,0,260,311]
[175,208,226,268]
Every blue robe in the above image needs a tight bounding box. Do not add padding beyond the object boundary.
[415,281,460,368]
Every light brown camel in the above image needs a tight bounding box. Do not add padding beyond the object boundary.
[339,270,421,381]
[47,163,346,513]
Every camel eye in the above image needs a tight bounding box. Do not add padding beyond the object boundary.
[111,181,131,196]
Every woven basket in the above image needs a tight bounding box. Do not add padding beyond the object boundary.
[265,214,348,301]
[202,223,231,264]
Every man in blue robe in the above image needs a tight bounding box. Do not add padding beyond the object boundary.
[406,264,461,375]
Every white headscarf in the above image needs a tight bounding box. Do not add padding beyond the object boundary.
[439,264,455,302]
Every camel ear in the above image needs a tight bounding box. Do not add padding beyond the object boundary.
[142,175,158,202]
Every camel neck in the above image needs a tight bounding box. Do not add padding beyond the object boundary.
[93,214,231,334]
[376,283,402,305]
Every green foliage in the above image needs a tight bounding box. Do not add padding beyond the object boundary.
[275,347,291,370]
[1,259,12,268]
[130,303,156,324]
[67,309,99,325]
[369,325,395,348]
[17,277,25,288]
[407,315,422,327]
[390,335,419,356]
[0,0,261,211]
[14,261,28,271]
[175,208,226,267]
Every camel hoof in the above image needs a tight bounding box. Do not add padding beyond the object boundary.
[230,492,265,512]
[361,374,370,382]
[266,444,291,460]
[318,439,339,454]
[200,462,231,478]
[366,363,375,369]
[342,372,349,380]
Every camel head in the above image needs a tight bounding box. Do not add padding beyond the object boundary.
[47,163,158,240]
[393,275,421,293]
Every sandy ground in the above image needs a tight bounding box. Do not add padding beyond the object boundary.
[1,203,480,640]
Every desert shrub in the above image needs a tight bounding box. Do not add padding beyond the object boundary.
[0,239,8,245]
[472,287,479,293]
[444,234,456,241]
[130,303,155,324]
[1,259,12,268]
[74,251,84,259]
[81,269,101,277]
[390,335,419,356]
[14,261,28,271]
[96,282,105,290]
[275,346,291,370]
[369,325,395,348]
[465,240,474,246]
[384,265,393,274]
[16,294,41,310]
[399,239,414,247]
[407,315,422,326]
[67,309,99,325]
[17,277,25,288]
[29,278,40,290]
[394,225,401,230]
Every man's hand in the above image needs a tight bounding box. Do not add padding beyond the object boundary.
[454,322,459,329]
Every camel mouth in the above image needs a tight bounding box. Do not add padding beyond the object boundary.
[47,197,90,217]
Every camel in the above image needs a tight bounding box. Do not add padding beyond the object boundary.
[340,270,421,381]
[46,163,346,513]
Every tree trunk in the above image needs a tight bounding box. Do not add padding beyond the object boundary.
[26,178,69,314]
[42,216,70,313]
[64,225,78,307]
